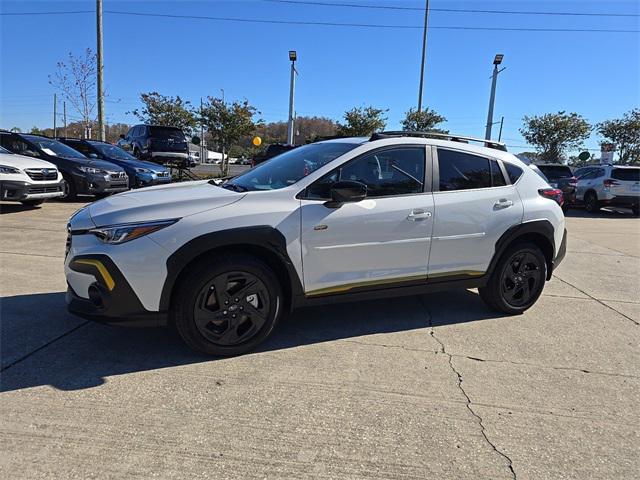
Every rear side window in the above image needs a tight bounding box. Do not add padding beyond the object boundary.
[438,149,492,191]
[537,165,573,179]
[504,163,523,184]
[149,126,186,140]
[612,168,640,181]
[67,141,93,157]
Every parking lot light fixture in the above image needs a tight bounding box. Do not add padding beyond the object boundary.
[493,54,504,65]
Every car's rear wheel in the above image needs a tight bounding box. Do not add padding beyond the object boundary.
[584,191,599,213]
[172,254,283,356]
[60,173,77,202]
[479,243,546,314]
[20,199,44,207]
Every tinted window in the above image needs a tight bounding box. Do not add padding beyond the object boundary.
[594,168,605,178]
[307,147,425,199]
[90,142,137,161]
[67,141,94,157]
[149,126,185,140]
[438,149,492,191]
[574,167,592,178]
[537,165,573,179]
[579,170,597,180]
[504,163,523,183]
[611,168,640,181]
[491,160,507,186]
[0,134,37,156]
[229,142,358,192]
[23,136,87,159]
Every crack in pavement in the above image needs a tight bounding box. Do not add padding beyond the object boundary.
[0,321,90,373]
[552,275,639,326]
[418,297,517,480]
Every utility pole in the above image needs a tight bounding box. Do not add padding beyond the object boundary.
[220,88,226,174]
[53,94,57,137]
[287,50,297,145]
[485,54,505,140]
[417,0,430,112]
[498,116,504,142]
[63,101,67,137]
[96,0,106,141]
[200,97,205,164]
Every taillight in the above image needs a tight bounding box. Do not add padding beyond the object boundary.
[603,179,620,188]
[539,188,564,207]
[568,176,577,187]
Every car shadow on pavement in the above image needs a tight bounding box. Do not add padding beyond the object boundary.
[0,203,43,214]
[564,207,636,218]
[0,289,501,393]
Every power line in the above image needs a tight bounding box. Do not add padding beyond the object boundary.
[0,9,638,33]
[263,0,640,17]
[0,10,93,16]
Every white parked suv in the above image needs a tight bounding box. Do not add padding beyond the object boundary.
[65,132,567,355]
[0,145,64,206]
[573,164,640,215]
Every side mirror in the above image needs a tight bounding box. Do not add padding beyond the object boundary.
[24,150,40,158]
[89,153,99,159]
[324,180,367,208]
[119,134,125,140]
[191,136,201,145]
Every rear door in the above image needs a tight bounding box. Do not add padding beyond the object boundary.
[610,167,640,198]
[576,168,604,200]
[300,145,434,295]
[428,148,523,278]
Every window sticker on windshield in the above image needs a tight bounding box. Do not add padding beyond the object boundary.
[41,148,57,156]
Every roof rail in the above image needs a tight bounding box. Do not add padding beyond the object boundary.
[369,131,508,152]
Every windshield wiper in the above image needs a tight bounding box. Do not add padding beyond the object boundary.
[218,181,248,192]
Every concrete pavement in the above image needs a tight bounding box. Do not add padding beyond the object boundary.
[1,201,638,479]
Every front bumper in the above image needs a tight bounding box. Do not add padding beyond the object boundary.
[135,171,172,187]
[602,195,640,209]
[76,173,129,195]
[0,180,64,201]
[66,254,167,327]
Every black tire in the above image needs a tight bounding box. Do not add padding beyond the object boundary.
[632,207,639,217]
[60,173,77,202]
[172,254,284,356]
[479,242,547,314]
[20,199,44,207]
[584,191,599,213]
[132,147,142,160]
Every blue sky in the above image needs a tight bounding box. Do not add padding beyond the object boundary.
[1,0,638,155]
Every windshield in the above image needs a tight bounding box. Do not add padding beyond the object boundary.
[227,142,359,192]
[90,142,137,161]
[149,126,186,141]
[537,165,573,179]
[0,145,12,154]
[24,135,87,159]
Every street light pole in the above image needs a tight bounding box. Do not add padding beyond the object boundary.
[96,0,105,141]
[417,0,430,113]
[485,54,504,140]
[287,50,297,146]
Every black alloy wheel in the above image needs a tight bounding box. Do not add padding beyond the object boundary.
[584,192,599,213]
[172,255,283,356]
[193,271,271,347]
[479,242,546,314]
[500,251,544,308]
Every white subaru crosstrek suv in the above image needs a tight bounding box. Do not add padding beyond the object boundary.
[0,145,64,206]
[65,132,567,355]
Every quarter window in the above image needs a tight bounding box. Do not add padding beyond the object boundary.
[491,160,507,186]
[306,147,425,199]
[504,162,523,184]
[438,149,495,191]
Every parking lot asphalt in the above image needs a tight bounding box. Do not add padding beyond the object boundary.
[0,201,638,479]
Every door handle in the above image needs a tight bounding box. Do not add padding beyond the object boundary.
[494,199,513,210]
[407,209,432,221]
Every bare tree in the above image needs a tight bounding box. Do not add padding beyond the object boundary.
[49,48,97,134]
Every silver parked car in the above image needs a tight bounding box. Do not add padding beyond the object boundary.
[574,164,640,214]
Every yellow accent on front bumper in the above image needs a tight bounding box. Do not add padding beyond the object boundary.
[71,259,116,291]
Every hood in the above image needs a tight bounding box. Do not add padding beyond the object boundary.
[88,180,245,227]
[109,157,168,173]
[0,152,58,170]
[83,159,126,172]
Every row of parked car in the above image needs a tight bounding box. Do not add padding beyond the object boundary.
[530,162,639,215]
[0,127,181,205]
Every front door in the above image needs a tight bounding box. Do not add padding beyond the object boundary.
[300,146,434,296]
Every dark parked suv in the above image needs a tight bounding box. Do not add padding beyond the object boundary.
[117,125,194,168]
[57,138,172,189]
[0,131,128,201]
[534,163,577,210]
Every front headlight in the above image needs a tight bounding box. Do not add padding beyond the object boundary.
[135,167,152,174]
[89,219,179,244]
[0,164,21,174]
[77,165,105,174]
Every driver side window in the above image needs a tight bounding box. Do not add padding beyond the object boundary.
[306,147,426,200]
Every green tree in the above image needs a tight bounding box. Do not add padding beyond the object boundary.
[401,107,447,133]
[200,97,261,173]
[129,92,197,134]
[520,111,591,162]
[597,109,640,165]
[337,106,387,137]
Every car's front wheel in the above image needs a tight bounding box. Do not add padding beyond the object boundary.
[172,254,283,356]
[584,192,599,213]
[479,243,547,314]
[60,174,77,202]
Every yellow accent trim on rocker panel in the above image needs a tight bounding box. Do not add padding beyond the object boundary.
[72,259,116,291]
[306,270,485,297]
